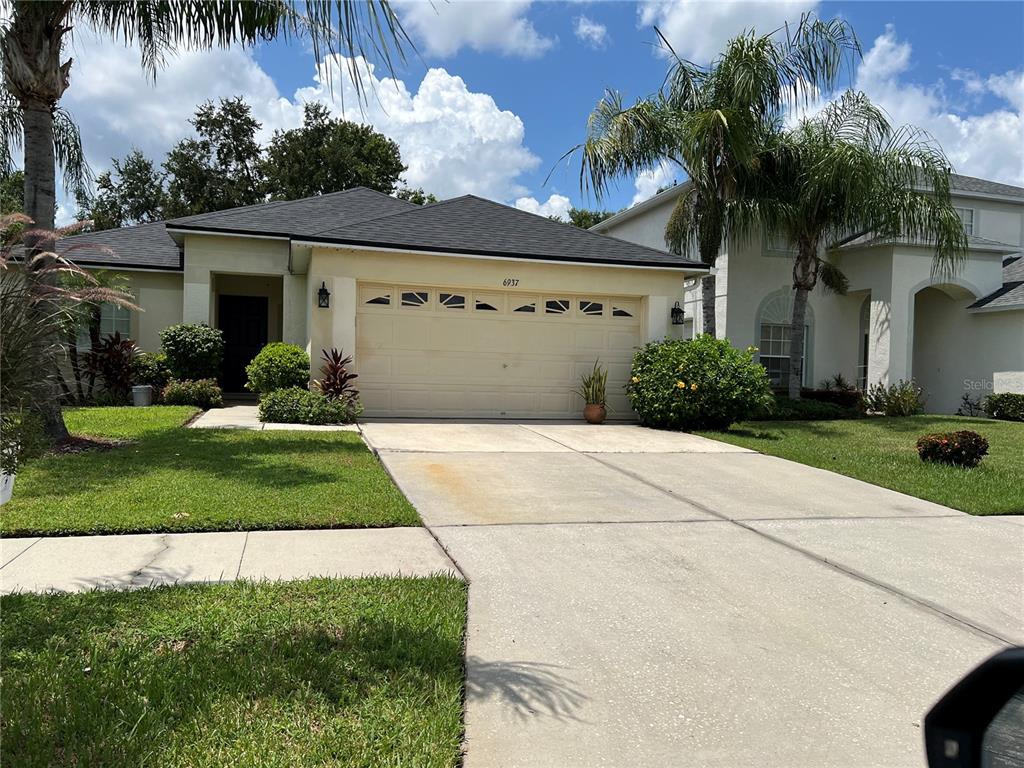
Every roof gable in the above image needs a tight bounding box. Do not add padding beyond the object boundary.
[166,187,416,237]
[308,194,703,268]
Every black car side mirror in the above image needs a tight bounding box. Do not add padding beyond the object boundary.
[924,647,1024,767]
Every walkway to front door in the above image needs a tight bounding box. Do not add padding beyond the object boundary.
[360,422,1021,768]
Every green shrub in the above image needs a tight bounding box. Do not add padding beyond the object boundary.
[984,392,1024,422]
[159,324,224,381]
[258,386,359,425]
[626,336,773,431]
[244,342,310,395]
[864,379,925,416]
[132,351,172,395]
[916,430,989,468]
[162,378,224,409]
[756,395,859,421]
[93,332,138,404]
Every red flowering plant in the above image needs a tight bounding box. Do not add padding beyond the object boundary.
[915,430,989,468]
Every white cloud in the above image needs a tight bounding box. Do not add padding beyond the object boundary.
[574,15,608,49]
[631,161,676,205]
[514,193,572,220]
[851,26,1024,187]
[637,0,817,63]
[396,0,554,59]
[56,31,544,218]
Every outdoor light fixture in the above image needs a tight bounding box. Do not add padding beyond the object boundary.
[671,301,685,325]
[317,281,330,309]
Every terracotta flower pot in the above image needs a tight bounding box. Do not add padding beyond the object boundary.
[583,403,607,424]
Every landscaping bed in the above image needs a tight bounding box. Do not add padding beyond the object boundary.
[1,406,419,536]
[1,577,466,768]
[699,415,1024,515]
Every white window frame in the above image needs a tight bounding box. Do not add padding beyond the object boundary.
[755,289,813,389]
[77,303,132,349]
[954,207,975,236]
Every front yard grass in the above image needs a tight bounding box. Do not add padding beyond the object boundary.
[1,406,419,536]
[698,415,1024,515]
[1,577,466,768]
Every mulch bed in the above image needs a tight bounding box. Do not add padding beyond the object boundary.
[51,436,129,455]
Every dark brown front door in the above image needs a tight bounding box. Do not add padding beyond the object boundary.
[218,294,269,392]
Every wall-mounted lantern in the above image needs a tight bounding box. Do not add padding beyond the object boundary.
[670,301,685,325]
[317,281,331,309]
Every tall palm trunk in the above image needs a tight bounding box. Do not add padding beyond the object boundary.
[3,3,75,441]
[700,274,716,337]
[22,102,69,440]
[788,286,810,400]
[788,245,819,400]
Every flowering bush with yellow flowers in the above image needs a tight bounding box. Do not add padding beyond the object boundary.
[626,335,773,430]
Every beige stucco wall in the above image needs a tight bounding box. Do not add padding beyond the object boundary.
[105,270,183,352]
[181,234,307,346]
[307,246,696,369]
[913,288,1024,412]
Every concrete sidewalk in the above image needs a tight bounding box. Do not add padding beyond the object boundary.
[189,404,359,431]
[0,528,457,593]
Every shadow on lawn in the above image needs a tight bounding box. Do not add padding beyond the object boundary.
[12,427,364,503]
[1,587,465,767]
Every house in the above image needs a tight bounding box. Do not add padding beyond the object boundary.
[592,174,1024,414]
[60,188,706,418]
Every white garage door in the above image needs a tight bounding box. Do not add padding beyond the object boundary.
[355,283,643,418]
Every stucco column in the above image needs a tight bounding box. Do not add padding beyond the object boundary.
[282,273,308,348]
[866,288,913,388]
[182,265,212,325]
[330,276,357,362]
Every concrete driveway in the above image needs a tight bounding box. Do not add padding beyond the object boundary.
[360,421,1023,768]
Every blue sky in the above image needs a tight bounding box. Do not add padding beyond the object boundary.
[60,1,1024,222]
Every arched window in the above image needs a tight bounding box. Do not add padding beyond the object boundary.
[755,289,813,388]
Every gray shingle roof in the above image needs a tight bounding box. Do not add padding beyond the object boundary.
[165,187,416,236]
[970,256,1024,311]
[309,194,705,268]
[951,174,1024,200]
[58,187,701,271]
[57,221,181,270]
[838,232,1020,253]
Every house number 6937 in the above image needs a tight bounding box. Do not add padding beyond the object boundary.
[502,278,520,287]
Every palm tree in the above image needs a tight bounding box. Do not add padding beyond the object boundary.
[729,91,968,399]
[0,0,409,440]
[571,14,859,337]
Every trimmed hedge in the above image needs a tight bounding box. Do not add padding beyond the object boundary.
[132,351,172,396]
[916,430,989,468]
[984,392,1024,422]
[626,336,773,431]
[162,378,224,410]
[159,324,224,381]
[756,395,860,421]
[245,343,310,395]
[258,387,358,425]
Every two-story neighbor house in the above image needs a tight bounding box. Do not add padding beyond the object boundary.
[60,188,705,418]
[593,174,1024,413]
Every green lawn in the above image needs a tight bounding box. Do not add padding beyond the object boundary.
[1,577,466,768]
[698,415,1024,515]
[2,406,419,536]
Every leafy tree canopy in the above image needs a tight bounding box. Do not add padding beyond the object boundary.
[566,207,614,229]
[396,186,438,205]
[78,150,165,231]
[0,170,24,214]
[163,97,266,218]
[263,103,405,199]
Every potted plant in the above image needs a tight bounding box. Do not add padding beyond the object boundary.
[575,360,609,424]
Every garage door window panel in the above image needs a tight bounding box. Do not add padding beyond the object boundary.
[579,300,605,317]
[360,285,393,307]
[440,292,466,310]
[513,299,537,313]
[474,293,505,312]
[545,298,570,315]
[401,290,431,308]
